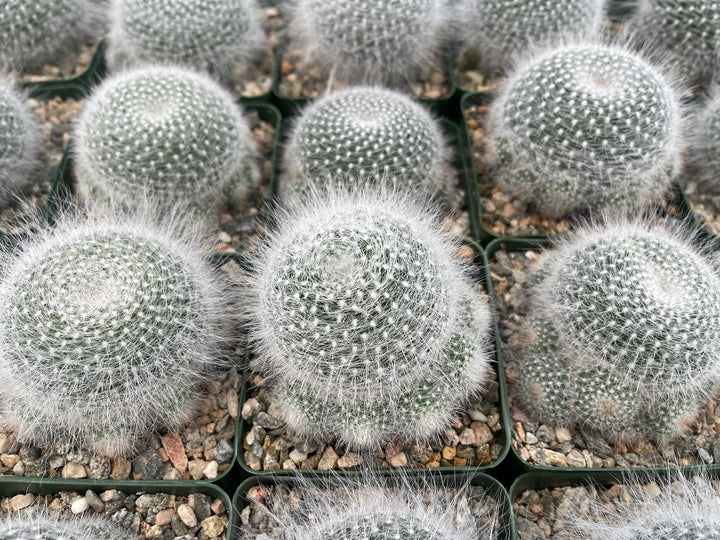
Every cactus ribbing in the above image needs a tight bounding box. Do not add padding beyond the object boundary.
[487,43,682,218]
[515,222,720,442]
[290,0,450,86]
[457,0,605,74]
[107,0,264,79]
[0,514,127,539]
[0,211,233,456]
[283,87,449,197]
[0,81,40,206]
[628,0,720,85]
[247,188,492,448]
[74,65,259,215]
[0,0,103,72]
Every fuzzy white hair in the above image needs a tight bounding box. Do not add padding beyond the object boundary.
[0,512,129,539]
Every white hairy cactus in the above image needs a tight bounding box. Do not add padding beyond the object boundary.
[456,0,605,74]
[246,187,493,448]
[0,80,41,207]
[238,474,501,540]
[487,42,682,218]
[0,207,233,456]
[0,0,104,72]
[0,513,127,539]
[74,65,259,216]
[561,473,720,539]
[289,0,452,86]
[627,0,720,85]
[688,86,720,191]
[107,0,265,79]
[283,87,449,197]
[515,221,720,442]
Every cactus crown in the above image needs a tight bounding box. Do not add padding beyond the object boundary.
[458,0,605,74]
[515,222,720,442]
[488,43,682,218]
[0,209,233,456]
[291,0,449,86]
[284,87,448,197]
[0,0,102,72]
[0,81,40,206]
[247,188,492,448]
[0,513,128,540]
[107,0,264,78]
[628,0,720,84]
[74,65,258,215]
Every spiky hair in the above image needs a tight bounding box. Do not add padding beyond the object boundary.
[687,84,720,191]
[0,512,128,539]
[245,186,493,448]
[0,203,235,456]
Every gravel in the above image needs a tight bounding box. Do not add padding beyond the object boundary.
[15,44,97,84]
[491,246,720,469]
[0,489,228,539]
[230,8,282,97]
[684,179,720,238]
[0,367,241,481]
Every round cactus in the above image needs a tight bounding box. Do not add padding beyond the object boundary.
[514,222,720,442]
[0,513,127,539]
[0,0,103,72]
[107,0,264,79]
[0,211,233,456]
[487,43,682,218]
[0,81,41,207]
[283,87,449,198]
[74,65,259,216]
[627,0,720,85]
[290,0,450,86]
[688,86,720,190]
[247,188,493,448]
[457,0,605,74]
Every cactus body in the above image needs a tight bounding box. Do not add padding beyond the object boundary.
[0,0,102,72]
[284,87,448,197]
[291,0,450,86]
[488,44,682,218]
[458,0,605,74]
[247,188,492,448]
[0,81,40,206]
[515,222,720,442]
[628,0,720,84]
[0,514,127,539]
[107,0,264,79]
[0,212,232,456]
[74,65,258,216]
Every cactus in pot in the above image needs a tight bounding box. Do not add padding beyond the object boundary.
[283,87,450,199]
[107,0,265,80]
[487,43,682,218]
[246,187,493,448]
[0,207,234,456]
[74,65,259,218]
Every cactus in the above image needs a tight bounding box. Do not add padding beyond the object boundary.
[283,87,449,198]
[0,513,127,539]
[247,188,493,448]
[456,0,605,74]
[627,0,720,85]
[688,86,720,191]
[0,209,233,456]
[237,474,499,540]
[0,0,103,72]
[74,65,259,217]
[514,222,720,442]
[289,0,451,86]
[0,81,41,207]
[487,43,682,218]
[107,0,264,80]
[562,473,720,539]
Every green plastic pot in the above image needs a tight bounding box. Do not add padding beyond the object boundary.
[0,477,231,538]
[231,471,514,540]
[271,31,457,117]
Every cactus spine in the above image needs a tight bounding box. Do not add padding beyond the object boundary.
[0,513,128,539]
[247,188,492,448]
[487,43,682,218]
[283,87,449,197]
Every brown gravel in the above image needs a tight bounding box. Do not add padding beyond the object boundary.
[230,8,282,97]
[17,44,97,84]
[491,246,720,469]
[0,489,228,539]
[683,179,720,238]
[454,49,494,93]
